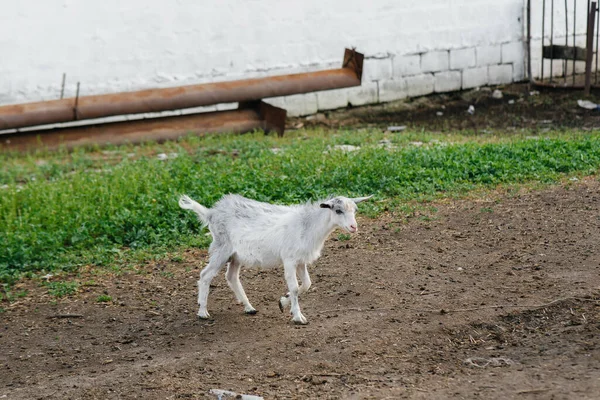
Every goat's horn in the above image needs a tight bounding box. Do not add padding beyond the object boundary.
[351,195,373,204]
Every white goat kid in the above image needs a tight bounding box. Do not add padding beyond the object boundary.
[179,194,372,324]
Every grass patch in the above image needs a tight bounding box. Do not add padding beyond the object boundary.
[337,233,352,241]
[1,128,600,283]
[96,294,112,303]
[45,281,79,298]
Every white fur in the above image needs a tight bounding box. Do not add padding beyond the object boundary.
[179,193,371,324]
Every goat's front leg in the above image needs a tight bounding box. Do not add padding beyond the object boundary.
[225,259,257,314]
[282,261,308,325]
[279,264,311,312]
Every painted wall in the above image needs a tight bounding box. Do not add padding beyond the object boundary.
[0,1,594,118]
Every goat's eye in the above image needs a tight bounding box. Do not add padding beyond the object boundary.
[335,209,343,215]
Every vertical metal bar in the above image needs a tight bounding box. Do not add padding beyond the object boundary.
[542,0,546,80]
[549,0,556,81]
[527,0,533,82]
[73,82,81,120]
[596,0,599,83]
[564,0,568,82]
[585,2,597,95]
[60,73,66,99]
[574,0,577,85]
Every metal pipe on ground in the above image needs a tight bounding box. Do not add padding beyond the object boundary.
[0,101,286,152]
[0,49,363,131]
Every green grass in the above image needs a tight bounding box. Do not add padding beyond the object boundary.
[1,128,600,284]
[96,294,112,303]
[45,281,79,298]
[337,233,352,241]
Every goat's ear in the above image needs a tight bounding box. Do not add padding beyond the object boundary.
[351,195,373,204]
[320,202,332,209]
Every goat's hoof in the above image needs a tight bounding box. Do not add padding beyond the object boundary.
[245,309,258,315]
[197,311,211,320]
[278,299,284,313]
[292,313,308,325]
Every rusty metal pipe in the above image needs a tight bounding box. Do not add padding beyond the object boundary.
[0,49,363,131]
[0,101,286,152]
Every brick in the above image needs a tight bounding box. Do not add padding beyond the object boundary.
[450,48,476,70]
[501,41,524,64]
[216,103,237,111]
[421,51,449,73]
[476,45,502,66]
[512,61,526,82]
[406,74,435,97]
[263,96,286,109]
[462,67,488,89]
[346,81,379,106]
[316,89,348,111]
[284,93,318,117]
[488,64,513,85]
[379,79,407,102]
[434,70,462,92]
[363,58,393,82]
[393,54,421,77]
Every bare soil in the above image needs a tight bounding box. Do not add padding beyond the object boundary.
[289,82,600,132]
[2,178,600,399]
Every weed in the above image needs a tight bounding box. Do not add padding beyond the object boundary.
[45,281,79,298]
[337,233,352,241]
[96,294,112,303]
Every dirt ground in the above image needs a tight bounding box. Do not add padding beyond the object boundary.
[288,82,600,132]
[1,177,599,399]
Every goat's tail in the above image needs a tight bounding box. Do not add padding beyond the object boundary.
[179,195,210,226]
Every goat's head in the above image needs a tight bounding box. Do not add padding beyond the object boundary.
[319,195,373,233]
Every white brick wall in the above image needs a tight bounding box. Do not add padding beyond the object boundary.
[346,82,379,107]
[476,45,502,66]
[462,67,489,89]
[316,89,349,111]
[379,80,407,102]
[405,74,435,97]
[362,58,394,82]
[434,71,462,93]
[450,48,476,70]
[421,51,450,73]
[393,55,421,78]
[1,0,538,118]
[488,64,514,85]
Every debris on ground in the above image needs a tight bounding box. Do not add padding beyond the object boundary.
[209,389,264,400]
[377,139,396,149]
[467,105,475,115]
[492,89,503,99]
[387,125,407,132]
[577,99,600,110]
[463,357,515,368]
[156,153,179,160]
[326,144,361,153]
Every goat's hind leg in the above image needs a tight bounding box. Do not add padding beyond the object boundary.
[279,263,311,312]
[197,247,230,319]
[226,258,257,315]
